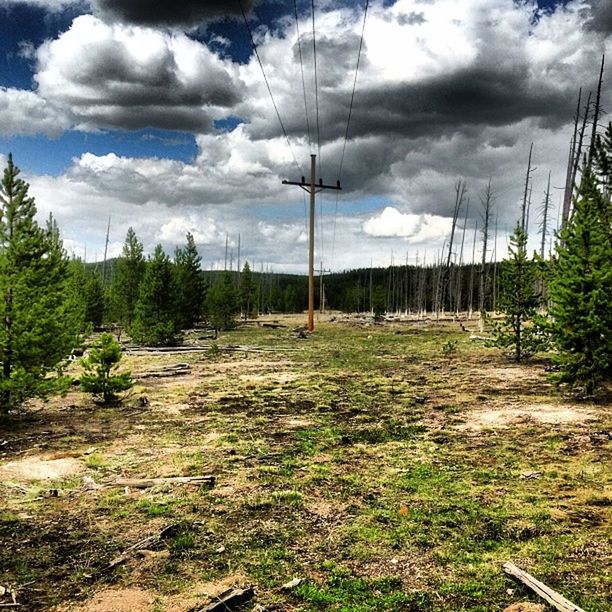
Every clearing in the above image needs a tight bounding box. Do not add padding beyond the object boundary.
[0,316,610,611]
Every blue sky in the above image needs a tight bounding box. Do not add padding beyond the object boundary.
[0,0,610,270]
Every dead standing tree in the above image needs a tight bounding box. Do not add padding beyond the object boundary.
[539,171,552,260]
[454,197,471,315]
[437,179,466,318]
[479,179,494,332]
[521,143,536,233]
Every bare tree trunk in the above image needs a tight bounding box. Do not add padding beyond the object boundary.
[454,197,470,315]
[468,222,478,320]
[491,214,499,313]
[587,54,605,168]
[562,89,582,227]
[567,91,592,222]
[521,144,534,232]
[479,180,494,332]
[440,180,466,314]
[540,171,551,260]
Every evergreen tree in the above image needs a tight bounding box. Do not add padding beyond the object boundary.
[205,271,239,330]
[549,166,612,395]
[112,227,145,330]
[84,270,105,329]
[174,232,203,329]
[491,225,542,361]
[0,156,82,413]
[131,245,180,346]
[239,261,255,319]
[80,332,132,404]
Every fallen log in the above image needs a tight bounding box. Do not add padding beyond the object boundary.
[138,363,191,379]
[503,562,586,612]
[110,475,215,489]
[193,586,255,612]
[126,344,301,355]
[105,524,179,571]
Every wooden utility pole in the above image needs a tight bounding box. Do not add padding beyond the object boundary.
[282,154,341,332]
[318,261,331,313]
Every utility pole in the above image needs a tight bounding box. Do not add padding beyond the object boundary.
[282,154,341,332]
[318,262,332,313]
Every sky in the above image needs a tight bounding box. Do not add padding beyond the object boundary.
[0,0,611,272]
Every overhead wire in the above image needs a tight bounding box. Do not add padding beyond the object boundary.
[330,0,370,266]
[311,0,324,265]
[238,0,303,176]
[311,0,322,171]
[294,0,312,153]
[294,0,311,234]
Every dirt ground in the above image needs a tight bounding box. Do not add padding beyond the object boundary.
[0,314,610,611]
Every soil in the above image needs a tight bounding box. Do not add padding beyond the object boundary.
[459,402,598,430]
[0,316,609,611]
[0,456,83,482]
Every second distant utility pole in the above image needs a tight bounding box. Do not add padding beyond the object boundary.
[283,154,341,332]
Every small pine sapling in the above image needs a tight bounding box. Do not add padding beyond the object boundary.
[491,225,543,361]
[80,333,132,404]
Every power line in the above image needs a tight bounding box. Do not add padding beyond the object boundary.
[311,0,322,173]
[238,0,302,175]
[337,0,369,183]
[294,0,312,152]
[331,0,369,265]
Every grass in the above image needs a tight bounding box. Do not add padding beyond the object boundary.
[0,315,609,610]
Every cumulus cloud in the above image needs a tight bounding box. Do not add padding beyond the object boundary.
[34,15,242,131]
[0,87,69,136]
[92,0,255,28]
[363,206,452,241]
[2,0,611,271]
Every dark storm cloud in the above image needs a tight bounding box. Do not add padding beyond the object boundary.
[248,62,575,144]
[585,0,612,33]
[346,66,575,138]
[74,106,215,132]
[93,0,255,27]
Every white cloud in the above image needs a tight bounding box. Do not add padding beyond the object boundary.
[1,0,610,271]
[363,206,452,241]
[157,215,223,245]
[34,15,242,132]
[0,87,69,136]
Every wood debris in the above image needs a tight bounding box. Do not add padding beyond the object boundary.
[281,578,302,590]
[503,562,586,612]
[192,586,255,612]
[110,475,215,490]
[104,524,179,572]
[138,363,191,379]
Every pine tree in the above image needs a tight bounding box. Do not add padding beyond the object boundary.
[112,227,145,330]
[80,332,132,404]
[0,155,82,413]
[239,261,255,319]
[174,232,203,329]
[549,165,612,395]
[205,271,239,330]
[491,225,542,361]
[131,245,180,346]
[84,270,105,329]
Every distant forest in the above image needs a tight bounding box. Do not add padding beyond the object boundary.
[91,257,511,316]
